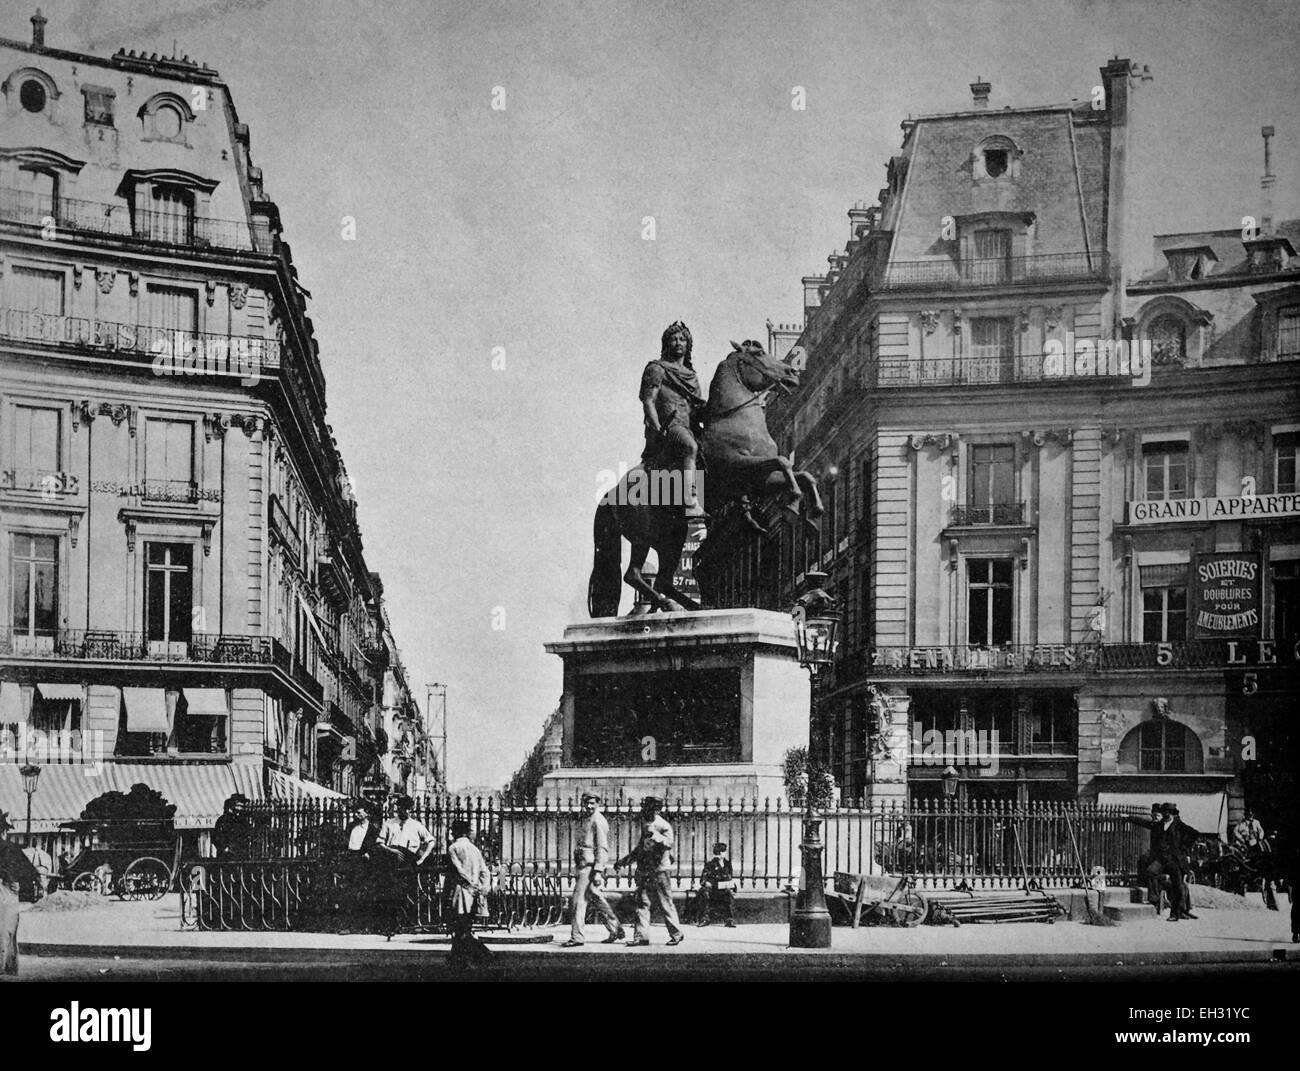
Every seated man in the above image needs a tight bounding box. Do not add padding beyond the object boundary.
[697,842,737,927]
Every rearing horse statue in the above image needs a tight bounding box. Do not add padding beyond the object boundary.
[588,340,822,617]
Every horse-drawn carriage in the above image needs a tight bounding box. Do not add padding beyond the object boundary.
[57,818,182,901]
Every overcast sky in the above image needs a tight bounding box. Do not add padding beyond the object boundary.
[19,0,1300,788]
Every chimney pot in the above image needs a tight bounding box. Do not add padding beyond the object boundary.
[970,78,991,108]
[31,9,47,49]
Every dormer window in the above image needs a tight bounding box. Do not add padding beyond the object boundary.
[1162,245,1217,282]
[20,78,46,113]
[1148,314,1186,366]
[139,93,195,144]
[82,85,116,127]
[972,135,1022,182]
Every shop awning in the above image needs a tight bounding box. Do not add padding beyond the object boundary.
[268,769,347,802]
[36,683,83,701]
[0,681,26,727]
[122,687,169,733]
[182,689,229,717]
[0,762,264,832]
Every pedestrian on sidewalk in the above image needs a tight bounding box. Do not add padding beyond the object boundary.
[0,811,33,975]
[378,796,436,867]
[614,797,684,946]
[1153,803,1200,922]
[697,842,737,927]
[444,819,492,967]
[561,793,625,947]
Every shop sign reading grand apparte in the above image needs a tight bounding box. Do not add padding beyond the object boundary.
[1193,552,1261,638]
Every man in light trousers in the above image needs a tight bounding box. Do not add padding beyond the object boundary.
[562,793,625,947]
[615,796,684,946]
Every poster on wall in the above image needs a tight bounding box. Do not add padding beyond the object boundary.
[1193,551,1262,638]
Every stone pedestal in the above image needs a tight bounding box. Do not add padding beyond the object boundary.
[541,609,808,802]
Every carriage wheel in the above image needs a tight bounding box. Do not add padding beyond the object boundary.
[122,857,172,901]
[71,872,97,893]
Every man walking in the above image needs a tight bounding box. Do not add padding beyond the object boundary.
[562,793,625,948]
[615,797,684,946]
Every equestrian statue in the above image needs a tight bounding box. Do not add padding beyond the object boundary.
[587,322,823,617]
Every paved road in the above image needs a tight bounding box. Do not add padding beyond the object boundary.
[9,952,1300,982]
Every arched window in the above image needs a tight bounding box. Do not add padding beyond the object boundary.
[1148,314,1187,366]
[1118,719,1204,773]
[138,93,195,144]
[972,135,1022,182]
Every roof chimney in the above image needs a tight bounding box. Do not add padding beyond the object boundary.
[1261,125,1276,234]
[970,77,991,109]
[31,9,47,49]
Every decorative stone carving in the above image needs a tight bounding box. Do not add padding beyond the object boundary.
[203,412,230,441]
[1020,428,1073,447]
[230,413,265,438]
[128,272,139,297]
[919,310,940,336]
[205,280,217,307]
[907,432,958,452]
[1100,427,1134,453]
[229,282,249,310]
[72,264,84,290]
[96,268,115,294]
[1044,305,1063,331]
[123,515,136,553]
[1018,308,1031,332]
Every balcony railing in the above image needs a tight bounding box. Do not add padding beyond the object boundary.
[0,308,281,376]
[0,187,275,254]
[0,629,324,702]
[865,640,1294,675]
[878,251,1108,290]
[949,502,1026,526]
[872,350,1137,388]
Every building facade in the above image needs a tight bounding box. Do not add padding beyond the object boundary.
[697,60,1299,834]
[0,15,423,833]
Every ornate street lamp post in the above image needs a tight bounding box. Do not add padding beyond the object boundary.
[789,572,840,949]
[19,763,41,845]
[940,764,960,800]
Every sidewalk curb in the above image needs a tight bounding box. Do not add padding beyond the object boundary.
[17,939,1293,968]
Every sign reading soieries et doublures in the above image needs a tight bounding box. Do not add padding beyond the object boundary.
[1193,551,1261,639]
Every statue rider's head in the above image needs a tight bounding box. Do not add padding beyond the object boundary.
[661,321,693,367]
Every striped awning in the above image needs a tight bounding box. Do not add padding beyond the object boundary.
[36,684,83,701]
[268,769,347,802]
[0,762,264,832]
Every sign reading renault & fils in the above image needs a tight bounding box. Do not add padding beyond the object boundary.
[1193,552,1261,638]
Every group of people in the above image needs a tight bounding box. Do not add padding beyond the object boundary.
[563,794,737,948]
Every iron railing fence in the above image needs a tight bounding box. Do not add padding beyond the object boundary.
[234,796,1151,893]
[0,308,281,376]
[0,187,275,254]
[179,858,565,933]
[878,251,1108,290]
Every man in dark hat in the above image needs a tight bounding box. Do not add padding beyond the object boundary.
[697,842,737,927]
[1150,803,1200,921]
[640,321,706,511]
[211,793,252,859]
[561,792,624,947]
[614,797,684,946]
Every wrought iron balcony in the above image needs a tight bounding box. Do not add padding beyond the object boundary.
[866,640,1293,675]
[950,502,1026,526]
[0,187,275,254]
[878,251,1108,290]
[0,308,281,375]
[872,350,1138,388]
[0,629,324,702]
